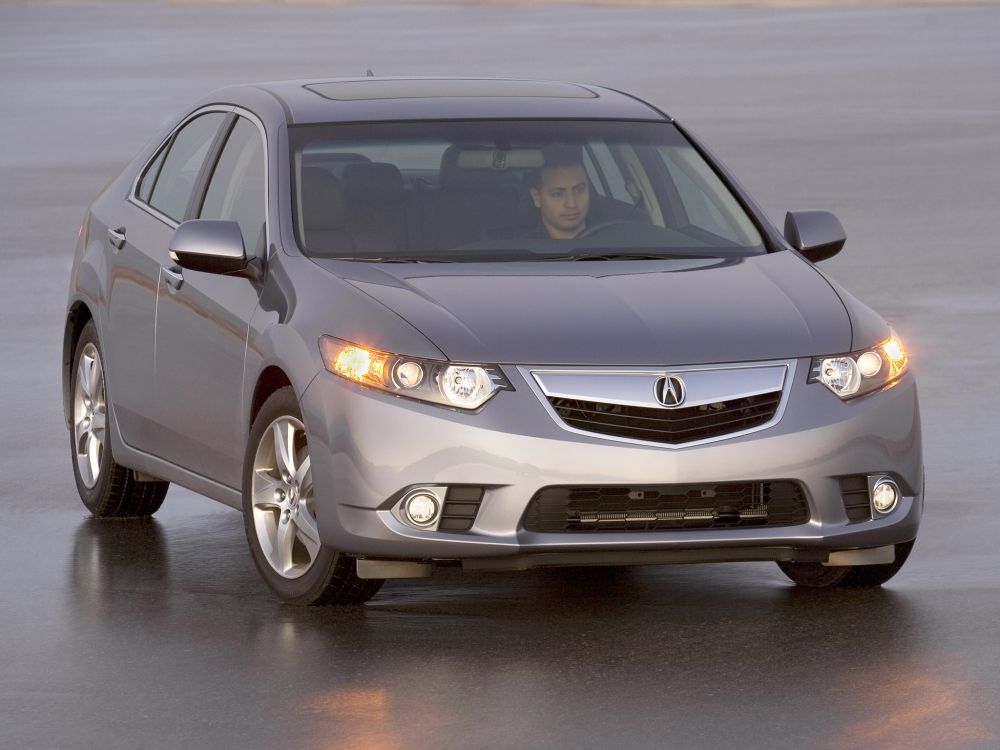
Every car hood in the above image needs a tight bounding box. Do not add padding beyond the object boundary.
[311,252,852,365]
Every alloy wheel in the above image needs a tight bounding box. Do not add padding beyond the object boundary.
[250,416,320,579]
[73,342,106,489]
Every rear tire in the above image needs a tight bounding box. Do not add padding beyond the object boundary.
[777,540,914,588]
[70,320,168,517]
[242,386,383,606]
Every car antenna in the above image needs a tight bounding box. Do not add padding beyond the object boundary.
[366,69,375,77]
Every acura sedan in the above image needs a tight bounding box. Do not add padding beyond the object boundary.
[64,78,922,604]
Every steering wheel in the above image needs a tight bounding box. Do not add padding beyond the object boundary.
[577,219,645,239]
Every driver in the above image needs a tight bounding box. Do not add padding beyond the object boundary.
[526,145,591,239]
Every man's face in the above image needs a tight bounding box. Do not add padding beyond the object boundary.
[530,164,590,239]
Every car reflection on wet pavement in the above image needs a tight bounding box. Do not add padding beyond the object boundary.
[0,493,981,749]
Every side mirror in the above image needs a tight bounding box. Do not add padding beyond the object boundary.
[784,210,846,263]
[169,219,260,278]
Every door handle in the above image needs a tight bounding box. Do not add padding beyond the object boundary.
[162,265,184,291]
[108,226,126,250]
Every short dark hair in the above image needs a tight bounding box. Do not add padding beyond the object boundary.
[531,144,585,188]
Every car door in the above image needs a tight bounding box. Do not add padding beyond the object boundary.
[151,113,267,488]
[106,110,229,451]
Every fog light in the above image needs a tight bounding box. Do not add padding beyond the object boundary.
[403,490,441,528]
[871,477,899,514]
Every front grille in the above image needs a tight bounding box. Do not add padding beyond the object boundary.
[548,391,781,445]
[438,486,484,532]
[523,481,809,533]
[839,476,872,522]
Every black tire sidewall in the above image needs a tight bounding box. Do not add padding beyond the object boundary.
[778,539,915,588]
[241,386,342,604]
[776,559,852,588]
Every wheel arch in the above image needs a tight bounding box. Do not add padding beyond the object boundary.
[248,365,295,432]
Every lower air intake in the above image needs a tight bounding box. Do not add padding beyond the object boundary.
[522,481,809,533]
[438,486,485,532]
[839,475,873,522]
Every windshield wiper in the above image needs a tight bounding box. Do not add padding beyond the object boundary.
[326,256,453,263]
[379,257,453,263]
[555,252,711,262]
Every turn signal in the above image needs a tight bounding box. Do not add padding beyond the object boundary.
[324,342,389,386]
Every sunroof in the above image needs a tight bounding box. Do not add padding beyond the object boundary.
[304,79,598,102]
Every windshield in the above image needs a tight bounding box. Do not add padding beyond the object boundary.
[289,120,766,262]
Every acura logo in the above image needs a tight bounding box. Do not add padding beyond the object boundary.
[655,375,686,407]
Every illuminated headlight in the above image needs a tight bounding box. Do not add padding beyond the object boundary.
[809,331,908,399]
[319,336,511,410]
[440,366,493,405]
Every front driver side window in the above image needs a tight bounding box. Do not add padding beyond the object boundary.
[198,117,266,255]
[147,112,227,223]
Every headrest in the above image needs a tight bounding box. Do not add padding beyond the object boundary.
[342,162,405,205]
[440,145,543,191]
[303,151,372,169]
[300,166,347,230]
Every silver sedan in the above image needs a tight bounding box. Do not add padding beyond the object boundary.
[63,78,922,604]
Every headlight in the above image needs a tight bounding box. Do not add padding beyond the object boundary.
[808,332,908,399]
[319,336,511,410]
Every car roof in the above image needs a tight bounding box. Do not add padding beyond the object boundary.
[207,77,671,125]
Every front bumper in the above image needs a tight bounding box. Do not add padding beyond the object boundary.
[299,359,922,564]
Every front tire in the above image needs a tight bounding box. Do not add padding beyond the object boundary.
[777,540,915,588]
[70,320,168,517]
[242,386,383,606]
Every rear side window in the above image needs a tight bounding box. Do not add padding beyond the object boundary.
[199,117,266,255]
[136,146,166,204]
[147,112,227,222]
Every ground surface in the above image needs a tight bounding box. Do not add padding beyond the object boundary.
[1,3,999,749]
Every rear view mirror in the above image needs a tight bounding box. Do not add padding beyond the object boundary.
[784,210,846,263]
[169,220,259,278]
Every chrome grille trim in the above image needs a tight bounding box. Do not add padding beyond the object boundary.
[520,360,795,448]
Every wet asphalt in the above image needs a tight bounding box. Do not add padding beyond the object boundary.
[1,3,999,749]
